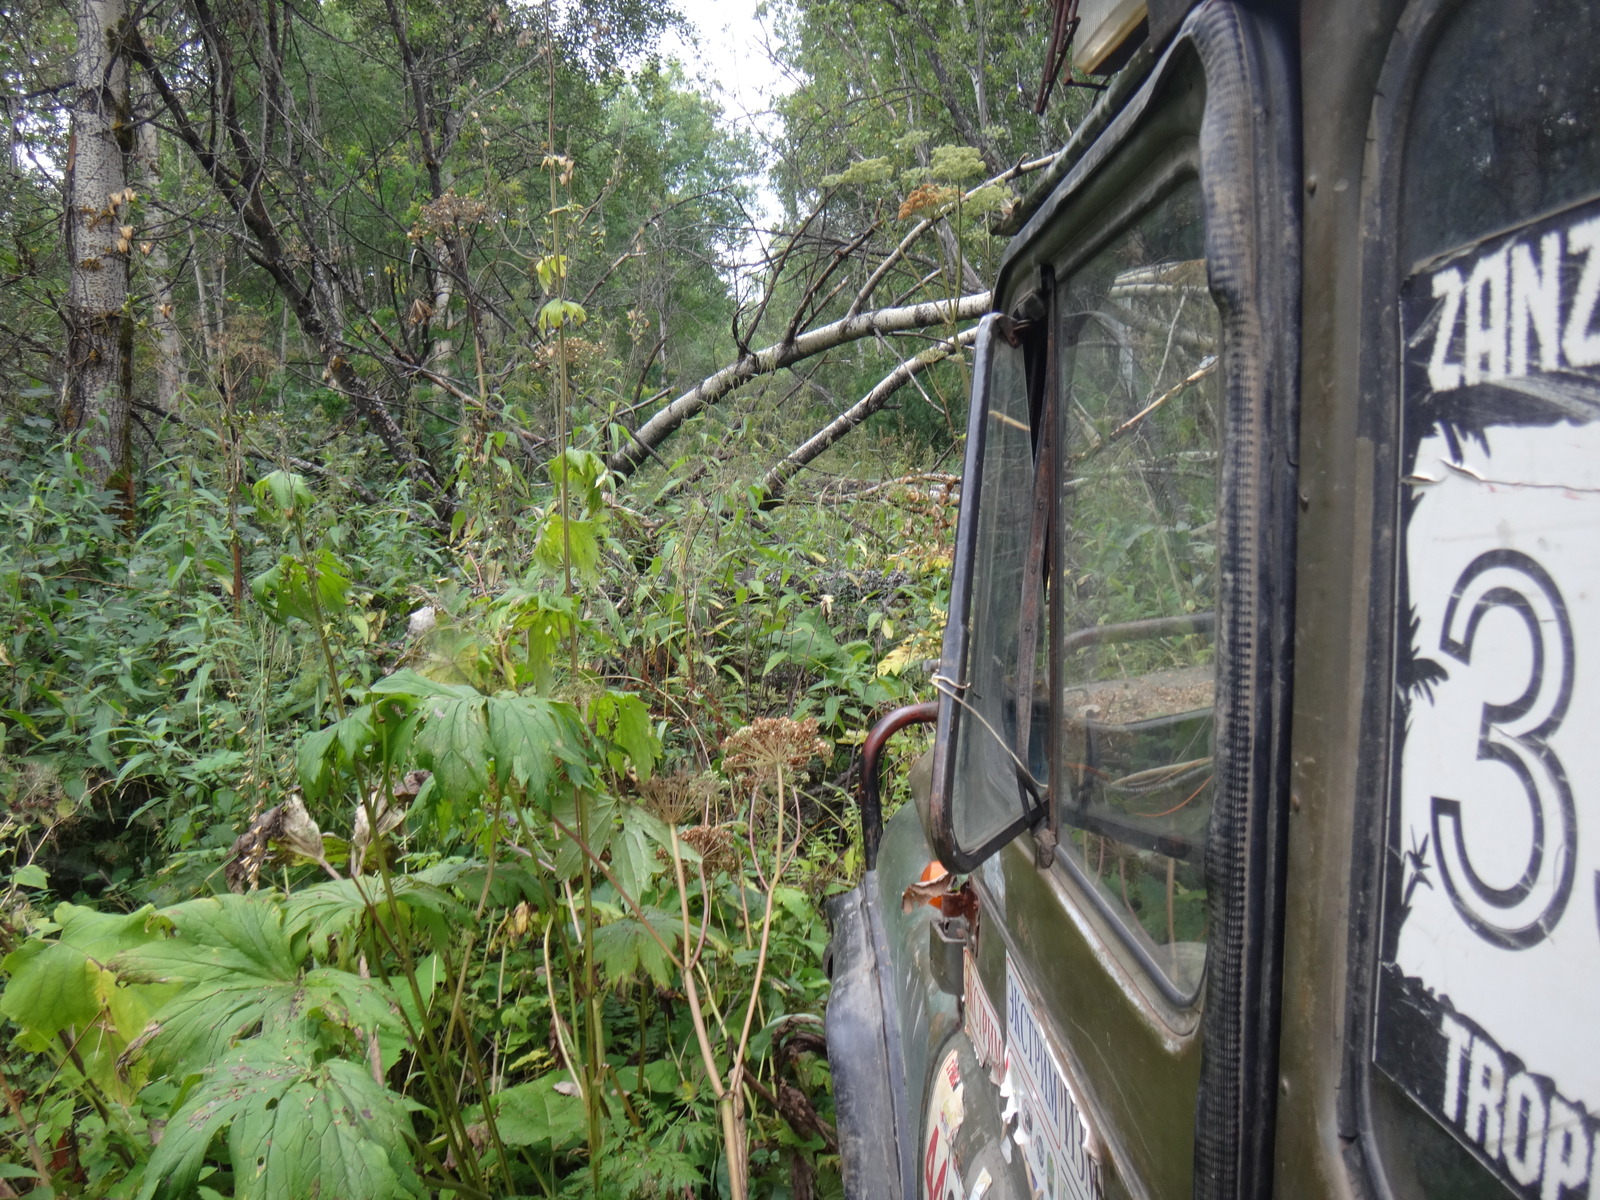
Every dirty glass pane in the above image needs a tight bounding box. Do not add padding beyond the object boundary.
[1054,180,1221,997]
[950,334,1042,853]
[1400,0,1600,268]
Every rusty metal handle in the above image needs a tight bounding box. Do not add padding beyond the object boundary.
[859,701,940,871]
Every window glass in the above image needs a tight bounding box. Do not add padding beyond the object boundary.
[1053,180,1221,996]
[949,335,1042,853]
[1399,0,1600,268]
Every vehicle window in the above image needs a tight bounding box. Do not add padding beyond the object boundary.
[1053,179,1221,997]
[1399,0,1600,269]
[1368,1,1600,1196]
[947,328,1042,854]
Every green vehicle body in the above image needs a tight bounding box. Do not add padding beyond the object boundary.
[822,2,1600,1199]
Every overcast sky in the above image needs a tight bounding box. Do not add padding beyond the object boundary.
[661,2,793,240]
[660,1,790,130]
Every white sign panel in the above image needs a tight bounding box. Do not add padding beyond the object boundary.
[922,1046,967,1200]
[965,948,1005,1079]
[1005,957,1101,1200]
[1378,194,1600,1200]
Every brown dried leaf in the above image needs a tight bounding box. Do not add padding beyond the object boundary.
[900,870,953,914]
[350,770,428,874]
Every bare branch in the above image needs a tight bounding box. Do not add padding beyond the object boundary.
[607,291,992,480]
[807,472,962,504]
[759,325,979,508]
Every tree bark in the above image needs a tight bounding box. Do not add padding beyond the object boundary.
[133,85,182,414]
[62,0,133,493]
[607,291,991,479]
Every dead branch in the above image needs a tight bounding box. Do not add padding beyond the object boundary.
[759,326,979,508]
[609,292,991,480]
[806,472,962,505]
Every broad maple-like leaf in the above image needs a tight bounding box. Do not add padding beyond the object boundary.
[592,907,679,991]
[412,695,490,802]
[139,1037,422,1200]
[114,895,398,1076]
[486,693,591,799]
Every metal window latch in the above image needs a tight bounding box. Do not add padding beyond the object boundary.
[930,914,971,996]
[1033,826,1058,870]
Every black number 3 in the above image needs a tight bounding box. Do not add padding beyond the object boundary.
[1431,549,1577,949]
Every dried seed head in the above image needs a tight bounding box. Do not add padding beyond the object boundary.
[411,189,492,239]
[898,183,961,221]
[638,768,699,825]
[721,717,830,780]
[680,824,739,874]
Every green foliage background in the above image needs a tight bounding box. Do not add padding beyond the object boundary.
[0,0,1118,1191]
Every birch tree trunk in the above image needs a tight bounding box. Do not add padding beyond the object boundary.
[134,85,182,413]
[759,325,979,508]
[62,0,132,492]
[606,292,991,479]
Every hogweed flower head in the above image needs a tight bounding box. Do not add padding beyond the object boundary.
[721,717,830,785]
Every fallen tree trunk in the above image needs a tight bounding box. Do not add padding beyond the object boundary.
[758,326,979,509]
[607,291,992,480]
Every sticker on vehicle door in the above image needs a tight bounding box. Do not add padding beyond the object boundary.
[964,948,1005,1080]
[922,1047,967,1200]
[1377,192,1600,1199]
[1004,957,1102,1200]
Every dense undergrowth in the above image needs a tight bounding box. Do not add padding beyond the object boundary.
[0,413,956,1198]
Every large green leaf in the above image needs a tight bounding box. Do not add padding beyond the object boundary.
[284,876,465,959]
[610,805,671,902]
[250,550,352,627]
[0,904,172,1098]
[534,514,602,580]
[296,724,340,799]
[114,895,396,1075]
[485,693,591,799]
[252,470,315,520]
[298,706,383,800]
[334,704,378,765]
[123,895,301,987]
[589,690,659,779]
[487,1074,587,1151]
[548,789,617,880]
[592,907,679,991]
[412,695,490,802]
[140,1039,422,1200]
[113,896,301,1073]
[368,669,481,701]
[54,902,169,962]
[0,941,100,1038]
[1,905,168,1036]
